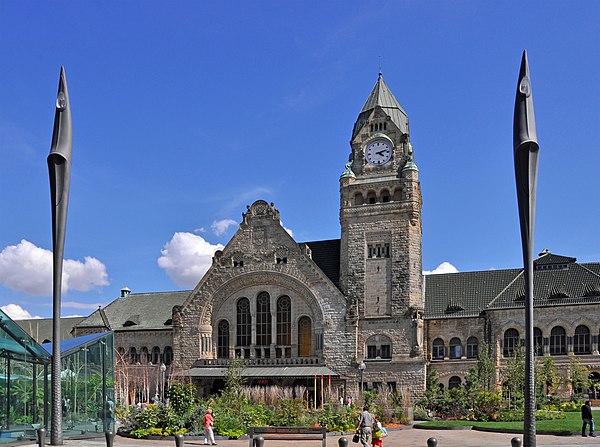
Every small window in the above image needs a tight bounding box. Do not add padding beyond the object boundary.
[466,336,478,359]
[432,338,444,360]
[380,189,390,203]
[448,376,462,389]
[354,193,364,206]
[367,191,377,204]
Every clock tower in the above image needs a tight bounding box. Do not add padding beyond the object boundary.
[340,73,425,393]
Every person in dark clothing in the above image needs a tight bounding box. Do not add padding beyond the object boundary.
[582,400,596,437]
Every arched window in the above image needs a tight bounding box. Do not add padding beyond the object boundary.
[503,328,519,357]
[298,316,312,357]
[448,376,462,390]
[256,292,272,347]
[117,347,125,360]
[533,328,543,356]
[466,336,478,359]
[140,347,149,364]
[217,320,230,359]
[151,346,161,364]
[128,347,138,364]
[354,193,364,206]
[277,296,291,346]
[164,346,173,365]
[380,189,390,203]
[574,325,591,355]
[449,337,462,359]
[432,338,444,360]
[366,334,392,360]
[236,298,251,347]
[393,188,402,201]
[550,326,566,355]
[367,191,377,204]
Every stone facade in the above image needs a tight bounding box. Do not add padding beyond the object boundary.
[65,74,600,404]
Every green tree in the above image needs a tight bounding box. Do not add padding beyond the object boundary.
[501,343,525,409]
[568,353,591,397]
[535,357,559,400]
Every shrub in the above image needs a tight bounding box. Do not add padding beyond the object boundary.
[129,428,150,438]
[473,391,503,422]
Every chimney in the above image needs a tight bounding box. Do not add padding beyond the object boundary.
[120,286,131,298]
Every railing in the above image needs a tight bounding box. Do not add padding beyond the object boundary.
[192,357,321,367]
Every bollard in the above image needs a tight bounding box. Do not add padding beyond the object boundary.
[105,430,115,447]
[510,437,522,447]
[174,433,184,447]
[338,437,348,447]
[427,437,438,447]
[37,428,46,447]
[254,435,265,447]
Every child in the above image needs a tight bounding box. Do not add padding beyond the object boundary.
[371,417,386,447]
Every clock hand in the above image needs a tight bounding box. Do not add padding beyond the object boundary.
[376,150,387,156]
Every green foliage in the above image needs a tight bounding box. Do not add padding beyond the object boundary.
[568,354,591,396]
[535,357,559,399]
[542,399,584,412]
[473,391,503,422]
[129,428,150,438]
[501,343,525,408]
[272,398,307,426]
[314,403,357,432]
[496,409,566,422]
[135,405,159,429]
[214,415,246,439]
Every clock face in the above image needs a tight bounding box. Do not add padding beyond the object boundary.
[365,140,392,165]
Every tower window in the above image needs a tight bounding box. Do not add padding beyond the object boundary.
[368,243,390,258]
[367,191,377,204]
[380,189,390,203]
[354,192,364,206]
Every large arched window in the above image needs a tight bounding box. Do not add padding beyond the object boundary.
[534,328,543,356]
[448,376,462,390]
[466,337,478,359]
[550,326,566,355]
[503,328,520,357]
[256,292,272,347]
[140,347,149,364]
[217,320,230,359]
[298,316,312,357]
[128,347,138,364]
[366,334,392,360]
[151,346,161,364]
[449,337,462,359]
[277,296,291,346]
[164,346,173,365]
[432,338,445,360]
[574,325,591,355]
[236,298,251,347]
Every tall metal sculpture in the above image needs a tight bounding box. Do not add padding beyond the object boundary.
[48,66,72,445]
[513,50,539,447]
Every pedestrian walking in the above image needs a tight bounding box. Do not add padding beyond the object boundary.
[203,408,217,445]
[356,405,374,447]
[582,400,596,437]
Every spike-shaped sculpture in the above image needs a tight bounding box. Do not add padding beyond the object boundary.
[48,66,72,445]
[513,50,539,447]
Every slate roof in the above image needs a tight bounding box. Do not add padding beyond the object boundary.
[304,239,341,288]
[17,316,84,343]
[425,251,600,319]
[352,73,409,140]
[75,290,190,331]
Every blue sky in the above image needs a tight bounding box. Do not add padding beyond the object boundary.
[1,1,599,320]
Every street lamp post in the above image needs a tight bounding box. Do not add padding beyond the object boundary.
[358,361,366,400]
[160,363,167,402]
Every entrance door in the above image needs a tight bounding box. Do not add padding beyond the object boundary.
[298,316,312,357]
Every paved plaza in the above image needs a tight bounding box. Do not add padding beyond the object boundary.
[16,428,600,447]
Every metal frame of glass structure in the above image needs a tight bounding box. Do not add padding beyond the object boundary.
[0,310,114,444]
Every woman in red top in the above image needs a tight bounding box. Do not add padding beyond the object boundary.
[203,408,216,445]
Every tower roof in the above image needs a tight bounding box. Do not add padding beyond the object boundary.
[352,73,409,140]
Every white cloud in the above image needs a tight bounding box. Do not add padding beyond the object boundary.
[281,221,294,237]
[423,262,459,275]
[157,232,224,287]
[62,301,106,310]
[211,219,237,236]
[0,240,109,296]
[194,227,206,234]
[1,303,42,320]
